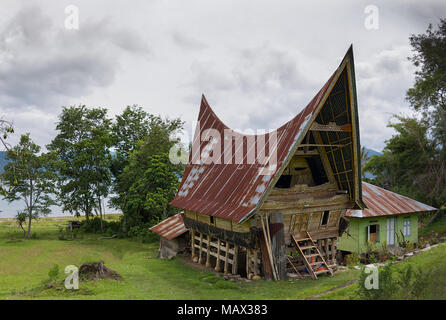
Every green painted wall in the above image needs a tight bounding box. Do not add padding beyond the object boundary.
[337,214,418,253]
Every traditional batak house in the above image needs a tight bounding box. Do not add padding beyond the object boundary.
[152,46,365,280]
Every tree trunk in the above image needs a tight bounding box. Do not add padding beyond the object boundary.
[99,195,104,233]
[26,209,32,239]
[122,214,127,233]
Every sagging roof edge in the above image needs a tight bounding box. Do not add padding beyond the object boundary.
[239,45,363,223]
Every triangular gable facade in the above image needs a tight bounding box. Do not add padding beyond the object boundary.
[170,46,364,223]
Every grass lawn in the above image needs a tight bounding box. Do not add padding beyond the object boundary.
[0,215,361,300]
[0,215,445,300]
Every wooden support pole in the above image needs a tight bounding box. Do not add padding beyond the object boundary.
[215,239,221,272]
[253,249,259,275]
[191,229,195,259]
[205,234,211,267]
[232,245,239,275]
[224,241,229,274]
[246,249,250,277]
[317,240,323,259]
[324,238,330,262]
[198,232,203,264]
[331,238,337,265]
[261,215,278,280]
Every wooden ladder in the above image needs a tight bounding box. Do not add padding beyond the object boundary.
[291,231,333,279]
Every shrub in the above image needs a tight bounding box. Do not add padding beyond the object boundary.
[345,253,360,267]
[48,264,60,282]
[127,224,159,243]
[355,263,398,300]
[79,217,122,234]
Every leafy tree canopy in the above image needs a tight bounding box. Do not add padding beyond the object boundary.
[2,134,57,238]
[48,105,113,220]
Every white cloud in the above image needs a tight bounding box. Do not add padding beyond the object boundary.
[0,0,445,152]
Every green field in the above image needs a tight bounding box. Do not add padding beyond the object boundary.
[0,215,445,300]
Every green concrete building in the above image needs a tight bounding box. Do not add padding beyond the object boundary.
[337,182,436,253]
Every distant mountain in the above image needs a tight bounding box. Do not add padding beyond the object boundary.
[0,151,7,173]
[364,147,382,158]
[363,147,383,179]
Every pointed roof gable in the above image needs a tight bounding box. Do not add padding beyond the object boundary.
[170,46,363,223]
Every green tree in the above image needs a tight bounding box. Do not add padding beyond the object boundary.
[109,105,152,221]
[407,19,446,148]
[117,117,184,228]
[2,134,57,238]
[365,20,446,208]
[364,116,443,205]
[48,105,113,222]
[0,119,14,196]
[407,19,446,207]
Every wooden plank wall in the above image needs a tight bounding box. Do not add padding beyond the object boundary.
[190,229,261,278]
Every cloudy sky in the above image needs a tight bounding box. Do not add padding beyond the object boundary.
[1,0,445,152]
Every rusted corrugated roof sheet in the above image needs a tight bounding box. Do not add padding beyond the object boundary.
[149,213,187,240]
[346,182,437,218]
[170,47,362,223]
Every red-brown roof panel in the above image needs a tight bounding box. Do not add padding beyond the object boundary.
[149,213,188,240]
[170,50,348,223]
[346,182,436,218]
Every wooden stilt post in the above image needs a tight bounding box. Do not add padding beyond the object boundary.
[224,241,229,274]
[191,229,195,259]
[246,249,250,277]
[205,234,211,267]
[265,215,280,280]
[324,239,330,262]
[198,232,204,264]
[253,249,259,275]
[331,238,337,265]
[261,215,278,280]
[215,239,221,272]
[232,245,239,275]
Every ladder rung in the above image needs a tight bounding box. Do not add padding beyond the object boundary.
[295,238,310,242]
[305,253,320,258]
[300,245,315,250]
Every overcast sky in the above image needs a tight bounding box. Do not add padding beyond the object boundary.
[1,0,445,152]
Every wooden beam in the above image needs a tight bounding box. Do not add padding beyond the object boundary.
[294,149,319,156]
[298,143,347,148]
[232,245,239,275]
[310,122,352,132]
[331,238,337,265]
[205,234,211,267]
[191,229,195,259]
[324,239,330,262]
[246,249,250,278]
[215,239,221,272]
[224,241,229,274]
[198,232,203,264]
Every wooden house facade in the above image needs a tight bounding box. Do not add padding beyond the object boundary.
[337,182,437,254]
[160,47,365,280]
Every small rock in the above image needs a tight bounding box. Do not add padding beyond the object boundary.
[244,279,252,283]
[404,252,414,257]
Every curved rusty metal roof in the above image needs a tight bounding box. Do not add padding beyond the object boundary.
[346,182,437,218]
[170,46,363,223]
[149,213,187,240]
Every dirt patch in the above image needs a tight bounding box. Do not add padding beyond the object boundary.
[79,260,121,280]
